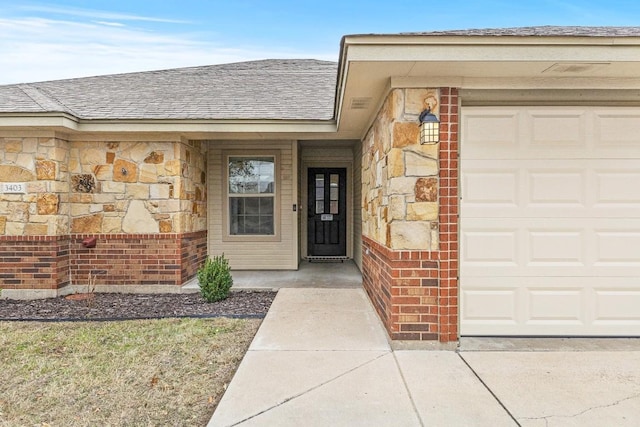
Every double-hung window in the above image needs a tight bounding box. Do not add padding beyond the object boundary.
[226,154,277,237]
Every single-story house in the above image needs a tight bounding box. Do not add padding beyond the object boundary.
[1,26,640,342]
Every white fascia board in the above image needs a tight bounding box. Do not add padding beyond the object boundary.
[73,120,337,134]
[0,114,79,130]
[0,115,338,135]
[342,34,640,47]
[344,43,640,63]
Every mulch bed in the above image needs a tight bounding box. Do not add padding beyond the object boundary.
[0,290,277,321]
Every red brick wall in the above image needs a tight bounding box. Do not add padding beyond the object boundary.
[0,236,69,290]
[69,231,207,287]
[180,231,208,283]
[362,87,460,342]
[438,88,460,342]
[0,231,207,293]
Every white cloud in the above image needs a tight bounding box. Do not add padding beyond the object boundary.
[0,17,336,84]
[19,4,191,24]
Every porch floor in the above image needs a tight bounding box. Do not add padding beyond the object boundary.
[183,260,362,291]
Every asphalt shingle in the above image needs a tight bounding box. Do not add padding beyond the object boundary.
[0,59,338,121]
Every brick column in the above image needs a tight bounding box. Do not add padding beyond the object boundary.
[361,88,460,342]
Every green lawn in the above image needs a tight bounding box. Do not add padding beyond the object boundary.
[0,318,260,426]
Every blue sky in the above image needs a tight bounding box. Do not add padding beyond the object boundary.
[1,0,639,84]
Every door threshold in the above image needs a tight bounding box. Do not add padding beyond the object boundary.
[306,256,350,263]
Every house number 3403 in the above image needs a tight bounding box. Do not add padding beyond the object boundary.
[2,183,26,194]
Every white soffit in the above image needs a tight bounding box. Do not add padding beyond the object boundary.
[336,35,640,137]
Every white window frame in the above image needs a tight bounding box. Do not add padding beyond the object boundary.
[222,150,281,242]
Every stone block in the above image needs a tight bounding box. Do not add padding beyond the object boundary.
[159,219,173,233]
[387,148,405,178]
[106,152,115,164]
[24,223,48,235]
[89,204,103,213]
[102,216,122,233]
[0,216,5,234]
[22,138,37,153]
[5,141,21,153]
[0,165,34,182]
[405,88,439,116]
[5,222,25,235]
[68,157,80,173]
[29,215,49,223]
[122,200,158,233]
[27,181,47,193]
[36,160,56,180]
[150,183,171,199]
[165,160,181,176]
[93,165,112,180]
[50,181,70,193]
[405,152,438,177]
[71,174,96,193]
[407,142,439,160]
[389,195,406,220]
[37,193,59,215]
[71,204,90,216]
[144,151,165,164]
[71,213,103,233]
[8,203,29,221]
[102,181,126,193]
[80,148,105,165]
[389,221,431,250]
[415,177,438,202]
[389,177,417,195]
[392,122,419,148]
[113,159,137,183]
[125,143,151,163]
[126,183,149,199]
[407,202,438,221]
[139,164,158,183]
[50,147,67,162]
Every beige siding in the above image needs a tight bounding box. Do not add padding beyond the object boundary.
[207,140,297,270]
[352,141,363,270]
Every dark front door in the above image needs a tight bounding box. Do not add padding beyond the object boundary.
[307,168,347,257]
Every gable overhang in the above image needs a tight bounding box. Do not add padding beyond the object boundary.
[336,34,640,139]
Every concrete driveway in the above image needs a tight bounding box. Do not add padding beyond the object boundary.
[209,288,640,426]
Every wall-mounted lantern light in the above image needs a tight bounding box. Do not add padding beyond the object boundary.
[419,107,440,144]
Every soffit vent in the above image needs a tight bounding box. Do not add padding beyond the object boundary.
[349,97,373,110]
[542,63,611,74]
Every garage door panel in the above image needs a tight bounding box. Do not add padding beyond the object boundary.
[461,106,640,336]
[527,289,585,323]
[463,219,640,277]
[595,232,640,265]
[462,110,519,159]
[462,277,640,335]
[527,110,587,149]
[464,161,640,218]
[595,111,640,149]
[461,288,518,323]
[594,289,640,323]
[595,171,640,205]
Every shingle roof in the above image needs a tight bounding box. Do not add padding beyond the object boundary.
[398,26,640,37]
[0,59,338,121]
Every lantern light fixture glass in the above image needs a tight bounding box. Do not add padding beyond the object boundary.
[419,107,440,144]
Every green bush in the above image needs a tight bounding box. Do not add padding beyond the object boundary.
[197,254,233,303]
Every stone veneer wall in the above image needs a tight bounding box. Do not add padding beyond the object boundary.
[0,136,208,294]
[361,88,459,342]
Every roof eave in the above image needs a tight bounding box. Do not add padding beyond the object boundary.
[0,113,345,138]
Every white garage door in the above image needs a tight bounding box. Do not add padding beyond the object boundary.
[460,106,640,336]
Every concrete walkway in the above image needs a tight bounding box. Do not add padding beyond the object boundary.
[209,288,640,427]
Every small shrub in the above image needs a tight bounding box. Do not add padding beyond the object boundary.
[197,254,233,303]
